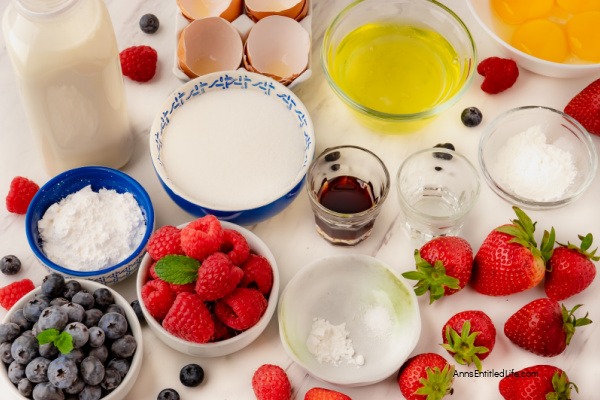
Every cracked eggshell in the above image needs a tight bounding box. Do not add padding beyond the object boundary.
[177,0,243,22]
[245,0,307,21]
[243,15,310,85]
[177,17,243,79]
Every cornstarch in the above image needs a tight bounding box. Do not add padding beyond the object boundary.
[306,318,364,366]
[493,125,577,201]
[38,185,146,271]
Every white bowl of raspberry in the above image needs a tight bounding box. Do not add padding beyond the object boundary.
[135,215,279,357]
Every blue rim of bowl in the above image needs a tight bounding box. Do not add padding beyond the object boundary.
[25,166,155,278]
[321,0,477,122]
[478,105,598,209]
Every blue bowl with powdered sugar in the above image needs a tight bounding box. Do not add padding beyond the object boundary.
[25,166,155,285]
[479,106,597,210]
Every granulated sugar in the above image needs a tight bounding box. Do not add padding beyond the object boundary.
[38,185,146,271]
[306,318,365,366]
[493,126,577,201]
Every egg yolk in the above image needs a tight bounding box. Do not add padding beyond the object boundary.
[491,0,554,25]
[556,0,600,13]
[567,11,600,62]
[511,19,568,62]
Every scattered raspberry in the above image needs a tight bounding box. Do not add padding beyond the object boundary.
[181,215,224,260]
[169,282,195,295]
[5,176,39,214]
[305,387,352,400]
[240,254,273,295]
[0,278,35,310]
[141,279,176,321]
[252,364,291,400]
[220,229,250,265]
[119,45,157,82]
[195,252,242,301]
[147,225,184,260]
[477,57,519,94]
[149,260,159,280]
[215,287,267,331]
[163,292,215,343]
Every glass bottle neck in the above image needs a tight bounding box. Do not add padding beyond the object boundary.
[14,0,79,18]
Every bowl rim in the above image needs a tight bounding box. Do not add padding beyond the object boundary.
[148,70,315,212]
[135,219,280,355]
[24,166,155,278]
[0,278,143,400]
[277,253,421,386]
[466,0,600,72]
[478,105,598,209]
[321,0,477,121]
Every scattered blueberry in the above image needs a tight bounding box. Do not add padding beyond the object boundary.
[140,13,160,34]
[180,363,205,387]
[42,273,66,298]
[461,106,483,127]
[98,312,128,340]
[158,388,180,400]
[130,299,144,322]
[25,356,51,383]
[433,142,455,161]
[0,255,21,275]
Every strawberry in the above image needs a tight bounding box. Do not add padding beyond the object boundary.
[304,387,351,400]
[162,292,215,343]
[504,298,591,357]
[5,176,39,214]
[499,365,578,400]
[0,278,35,310]
[477,57,519,94]
[545,233,598,301]
[471,206,553,296]
[397,353,454,400]
[146,225,184,260]
[441,310,496,371]
[252,364,291,400]
[119,45,157,82]
[402,236,473,303]
[564,78,600,136]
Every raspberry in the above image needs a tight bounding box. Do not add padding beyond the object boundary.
[0,278,35,310]
[180,215,224,261]
[169,282,195,295]
[162,293,214,343]
[477,57,519,94]
[195,252,243,301]
[141,279,176,321]
[252,364,291,400]
[211,314,234,342]
[119,45,157,82]
[6,176,39,214]
[149,260,159,280]
[240,254,273,295]
[147,225,184,260]
[215,287,267,331]
[220,229,250,265]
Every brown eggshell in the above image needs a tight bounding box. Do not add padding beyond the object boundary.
[177,0,243,22]
[245,0,306,21]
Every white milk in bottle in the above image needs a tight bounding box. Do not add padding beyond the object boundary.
[2,0,133,174]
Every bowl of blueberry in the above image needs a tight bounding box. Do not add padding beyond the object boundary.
[0,273,143,399]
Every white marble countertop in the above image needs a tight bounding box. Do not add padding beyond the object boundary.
[1,0,599,399]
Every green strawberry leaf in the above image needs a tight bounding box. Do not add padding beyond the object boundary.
[36,328,60,345]
[154,255,200,284]
[36,329,73,354]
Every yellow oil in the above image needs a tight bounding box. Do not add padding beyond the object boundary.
[328,23,464,116]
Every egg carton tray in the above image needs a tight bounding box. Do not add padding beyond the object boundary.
[172,0,312,90]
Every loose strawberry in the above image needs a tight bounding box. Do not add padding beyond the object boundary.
[545,233,598,301]
[402,236,473,303]
[504,298,591,357]
[6,176,39,214]
[564,78,600,136]
[252,364,291,400]
[305,387,351,400]
[477,57,519,94]
[119,45,157,82]
[471,206,553,296]
[0,278,35,310]
[397,353,454,400]
[441,310,496,371]
[499,365,578,400]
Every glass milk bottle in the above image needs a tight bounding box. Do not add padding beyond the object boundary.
[2,0,133,174]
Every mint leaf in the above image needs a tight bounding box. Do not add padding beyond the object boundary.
[154,255,200,284]
[54,332,74,354]
[37,329,60,345]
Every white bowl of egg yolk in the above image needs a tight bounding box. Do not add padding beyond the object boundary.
[467,0,600,78]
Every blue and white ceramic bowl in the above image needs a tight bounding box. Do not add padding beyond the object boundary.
[149,70,315,225]
[25,166,155,285]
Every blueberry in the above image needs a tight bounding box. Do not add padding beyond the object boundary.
[64,376,85,395]
[88,326,105,348]
[180,363,204,387]
[139,13,160,34]
[433,142,455,160]
[107,358,130,380]
[461,106,483,127]
[79,385,102,400]
[130,299,145,322]
[72,290,95,310]
[32,381,65,400]
[1,341,14,364]
[17,377,34,397]
[61,302,85,323]
[83,308,103,328]
[0,322,21,342]
[11,335,39,364]
[10,309,33,330]
[42,273,66,298]
[38,305,69,331]
[0,255,21,275]
[39,342,59,359]
[80,356,105,386]
[48,356,78,388]
[158,388,180,400]
[88,345,108,363]
[98,312,128,340]
[23,298,50,322]
[63,322,89,348]
[111,334,137,358]
[62,348,84,364]
[8,360,26,384]
[100,367,122,391]
[62,280,82,300]
[105,303,125,316]
[93,288,114,309]
[25,356,51,383]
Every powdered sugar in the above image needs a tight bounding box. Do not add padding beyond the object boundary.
[38,185,146,271]
[306,318,364,366]
[493,126,577,201]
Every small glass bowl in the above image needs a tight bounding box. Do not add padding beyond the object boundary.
[479,106,598,210]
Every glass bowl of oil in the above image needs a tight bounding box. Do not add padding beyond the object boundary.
[322,0,476,132]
